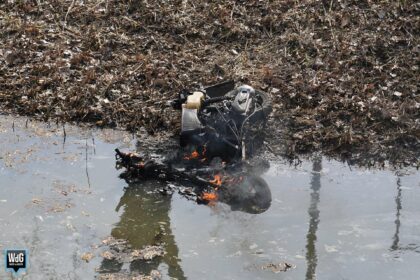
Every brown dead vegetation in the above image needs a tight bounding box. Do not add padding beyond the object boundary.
[0,1,418,166]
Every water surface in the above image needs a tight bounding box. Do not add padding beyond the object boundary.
[1,116,419,279]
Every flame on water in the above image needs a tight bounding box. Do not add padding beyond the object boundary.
[209,174,222,187]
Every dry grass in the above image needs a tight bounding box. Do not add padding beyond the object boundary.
[0,0,418,166]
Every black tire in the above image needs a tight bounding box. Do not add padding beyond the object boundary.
[221,175,272,214]
[255,90,272,119]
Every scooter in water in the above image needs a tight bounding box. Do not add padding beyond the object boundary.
[116,81,273,214]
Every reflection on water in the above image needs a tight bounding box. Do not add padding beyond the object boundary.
[99,181,185,279]
[305,156,322,280]
[391,176,402,251]
[390,175,420,254]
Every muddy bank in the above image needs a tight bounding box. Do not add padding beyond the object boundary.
[0,1,419,166]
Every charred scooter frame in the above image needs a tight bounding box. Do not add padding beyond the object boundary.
[115,81,273,214]
[172,81,272,161]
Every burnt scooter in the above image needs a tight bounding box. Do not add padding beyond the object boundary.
[116,81,273,213]
[174,81,272,161]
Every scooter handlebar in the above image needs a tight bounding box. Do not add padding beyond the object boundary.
[202,96,232,107]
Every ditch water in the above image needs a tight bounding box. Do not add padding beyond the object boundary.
[0,115,419,280]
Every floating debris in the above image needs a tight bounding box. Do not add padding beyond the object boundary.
[81,252,94,263]
[100,251,114,260]
[261,262,295,273]
[31,198,42,204]
[97,236,166,263]
[97,270,161,280]
[132,246,166,261]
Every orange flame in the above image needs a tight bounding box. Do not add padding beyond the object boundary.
[202,192,218,201]
[184,150,199,160]
[209,174,222,187]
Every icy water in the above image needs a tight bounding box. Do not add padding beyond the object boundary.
[1,116,419,280]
